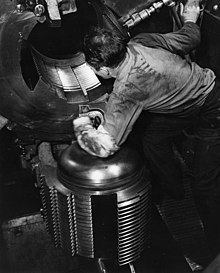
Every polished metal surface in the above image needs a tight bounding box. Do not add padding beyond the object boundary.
[57,142,145,192]
[31,47,101,101]
[40,143,152,265]
[118,187,151,265]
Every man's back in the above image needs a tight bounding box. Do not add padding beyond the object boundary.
[113,28,215,117]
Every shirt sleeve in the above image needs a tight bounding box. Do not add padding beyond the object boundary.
[132,22,201,56]
[103,92,143,146]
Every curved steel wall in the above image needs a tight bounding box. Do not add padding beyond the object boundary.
[0,0,115,141]
[39,144,152,265]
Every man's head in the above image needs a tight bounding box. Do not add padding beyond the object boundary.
[83,27,127,76]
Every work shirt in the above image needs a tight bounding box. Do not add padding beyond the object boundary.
[74,22,216,157]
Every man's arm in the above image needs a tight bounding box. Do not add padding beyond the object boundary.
[133,2,201,57]
[133,22,200,57]
[73,117,120,157]
[73,92,143,157]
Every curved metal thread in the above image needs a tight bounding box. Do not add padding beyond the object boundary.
[117,183,151,265]
[50,187,61,247]
[67,194,75,256]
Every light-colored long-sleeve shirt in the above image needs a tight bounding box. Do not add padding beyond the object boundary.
[74,22,216,157]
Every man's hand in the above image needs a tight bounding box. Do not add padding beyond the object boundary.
[73,116,94,138]
[73,110,104,136]
[73,115,119,157]
[180,0,200,24]
[76,125,119,157]
[79,110,104,129]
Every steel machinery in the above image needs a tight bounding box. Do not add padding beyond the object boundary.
[39,142,151,272]
[1,0,220,272]
[0,0,171,271]
[0,0,173,141]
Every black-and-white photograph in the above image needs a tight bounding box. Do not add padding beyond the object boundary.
[0,0,220,272]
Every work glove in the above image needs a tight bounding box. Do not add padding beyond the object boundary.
[73,115,93,138]
[180,0,200,23]
[73,111,119,157]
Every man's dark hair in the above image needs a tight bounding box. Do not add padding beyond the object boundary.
[83,27,128,71]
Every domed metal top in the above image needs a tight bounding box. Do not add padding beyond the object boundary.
[57,141,145,191]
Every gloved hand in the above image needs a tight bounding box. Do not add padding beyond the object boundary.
[78,110,104,128]
[73,116,93,138]
[180,0,200,23]
[76,125,119,157]
[73,114,119,157]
